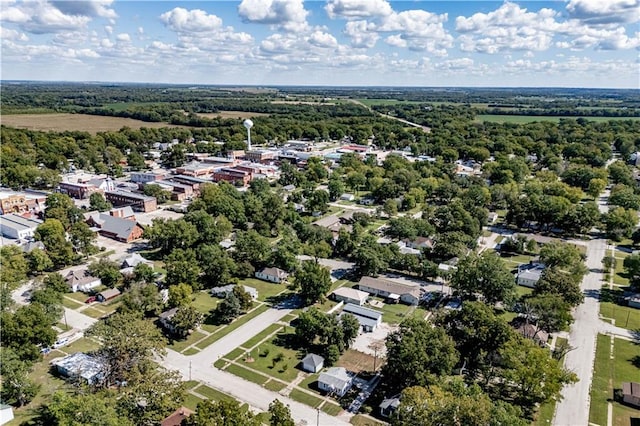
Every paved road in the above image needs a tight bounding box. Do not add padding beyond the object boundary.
[160,306,351,426]
[62,307,98,331]
[553,237,606,425]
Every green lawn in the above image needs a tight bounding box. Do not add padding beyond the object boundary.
[168,330,207,353]
[613,257,629,286]
[237,277,287,303]
[531,398,557,426]
[61,297,84,309]
[321,401,343,415]
[289,388,324,408]
[236,332,302,382]
[63,337,100,354]
[315,297,339,313]
[330,279,352,292]
[81,306,110,319]
[184,380,200,390]
[193,384,236,403]
[299,373,320,393]
[600,302,640,330]
[264,379,287,392]
[240,324,283,349]
[66,291,90,303]
[191,292,220,315]
[195,304,270,350]
[224,363,269,385]
[183,393,204,411]
[183,347,200,356]
[377,300,413,325]
[223,347,246,361]
[516,286,534,297]
[589,334,640,426]
[350,414,387,426]
[281,313,297,323]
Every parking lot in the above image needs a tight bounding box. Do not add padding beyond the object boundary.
[350,322,395,357]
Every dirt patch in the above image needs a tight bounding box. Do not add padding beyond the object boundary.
[1,113,190,134]
[196,111,270,119]
[337,349,379,373]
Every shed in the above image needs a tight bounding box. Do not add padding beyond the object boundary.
[301,353,325,373]
[52,352,105,385]
[342,303,383,332]
[379,395,401,418]
[97,288,121,302]
[622,382,640,407]
[331,287,369,306]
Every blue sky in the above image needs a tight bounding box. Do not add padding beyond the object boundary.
[1,0,638,87]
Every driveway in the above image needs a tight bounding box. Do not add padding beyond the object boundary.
[159,306,352,425]
[62,307,98,331]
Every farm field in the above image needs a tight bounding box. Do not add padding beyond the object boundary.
[475,114,639,123]
[0,113,187,133]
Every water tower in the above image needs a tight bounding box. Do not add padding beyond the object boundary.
[243,119,253,151]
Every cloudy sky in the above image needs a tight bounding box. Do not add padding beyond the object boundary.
[1,0,639,88]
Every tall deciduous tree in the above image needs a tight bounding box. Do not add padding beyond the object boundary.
[603,206,638,241]
[40,391,134,426]
[89,192,112,212]
[87,312,166,386]
[292,260,331,306]
[34,219,75,268]
[268,399,295,426]
[450,252,516,306]
[170,305,204,338]
[167,283,193,308]
[165,249,201,289]
[383,318,458,392]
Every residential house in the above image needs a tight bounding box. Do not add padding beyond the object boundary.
[87,177,115,192]
[0,404,14,425]
[318,367,352,397]
[379,395,401,418]
[301,353,324,373]
[86,213,144,243]
[404,236,433,250]
[340,193,356,201]
[52,352,105,385]
[96,288,121,302]
[158,307,179,333]
[341,303,383,332]
[0,213,42,240]
[255,267,289,283]
[161,407,194,426]
[121,253,154,269]
[622,382,640,407]
[211,284,258,300]
[512,319,549,346]
[516,263,546,288]
[331,287,369,306]
[65,269,101,293]
[357,276,421,305]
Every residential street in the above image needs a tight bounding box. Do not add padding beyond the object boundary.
[553,237,606,426]
[160,306,352,426]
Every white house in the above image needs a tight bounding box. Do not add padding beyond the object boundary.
[516,263,545,288]
[301,353,324,373]
[0,404,13,426]
[331,287,369,306]
[65,269,102,293]
[357,276,420,305]
[255,267,289,283]
[211,284,258,300]
[52,352,105,385]
[0,213,42,240]
[342,303,383,332]
[318,367,352,397]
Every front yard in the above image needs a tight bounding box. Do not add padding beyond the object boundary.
[588,334,640,426]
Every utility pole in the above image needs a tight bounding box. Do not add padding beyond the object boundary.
[316,407,320,426]
[64,309,68,329]
[189,361,192,381]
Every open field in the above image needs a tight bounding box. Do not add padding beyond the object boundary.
[1,113,187,133]
[475,114,640,124]
[600,302,640,330]
[196,111,270,119]
[588,334,640,426]
[336,349,378,374]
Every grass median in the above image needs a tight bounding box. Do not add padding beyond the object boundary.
[195,304,270,350]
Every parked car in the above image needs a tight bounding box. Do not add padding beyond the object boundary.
[52,338,69,349]
[85,296,96,304]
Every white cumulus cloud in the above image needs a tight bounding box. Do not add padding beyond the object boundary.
[325,0,392,19]
[160,8,222,33]
[238,0,309,32]
[566,0,640,24]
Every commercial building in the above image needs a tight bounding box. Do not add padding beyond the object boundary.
[105,190,157,212]
[86,212,144,242]
[357,276,421,305]
[341,303,383,332]
[0,189,46,215]
[0,214,42,240]
[58,182,100,199]
[212,168,252,187]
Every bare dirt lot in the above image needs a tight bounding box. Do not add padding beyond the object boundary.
[0,113,188,134]
[196,111,270,119]
[336,349,380,373]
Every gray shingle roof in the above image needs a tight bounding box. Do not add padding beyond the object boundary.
[90,213,141,240]
[302,353,324,368]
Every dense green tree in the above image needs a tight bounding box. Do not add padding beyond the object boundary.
[292,260,331,306]
[133,263,156,284]
[165,249,201,288]
[167,283,193,308]
[171,305,204,338]
[523,294,573,334]
[43,193,82,230]
[144,218,199,253]
[1,304,57,361]
[118,283,163,317]
[43,272,69,294]
[268,399,295,426]
[622,254,640,289]
[450,252,516,305]
[89,192,113,212]
[40,391,133,426]
[34,219,75,268]
[213,291,242,323]
[602,206,638,240]
[539,241,587,277]
[534,267,584,307]
[233,230,270,268]
[383,318,458,392]
[0,348,40,407]
[0,245,28,289]
[198,244,236,288]
[26,248,53,275]
[184,399,262,426]
[88,258,122,288]
[30,286,64,324]
[87,312,166,386]
[143,183,172,203]
[69,221,99,257]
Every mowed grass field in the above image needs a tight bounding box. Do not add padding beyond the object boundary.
[1,113,188,133]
